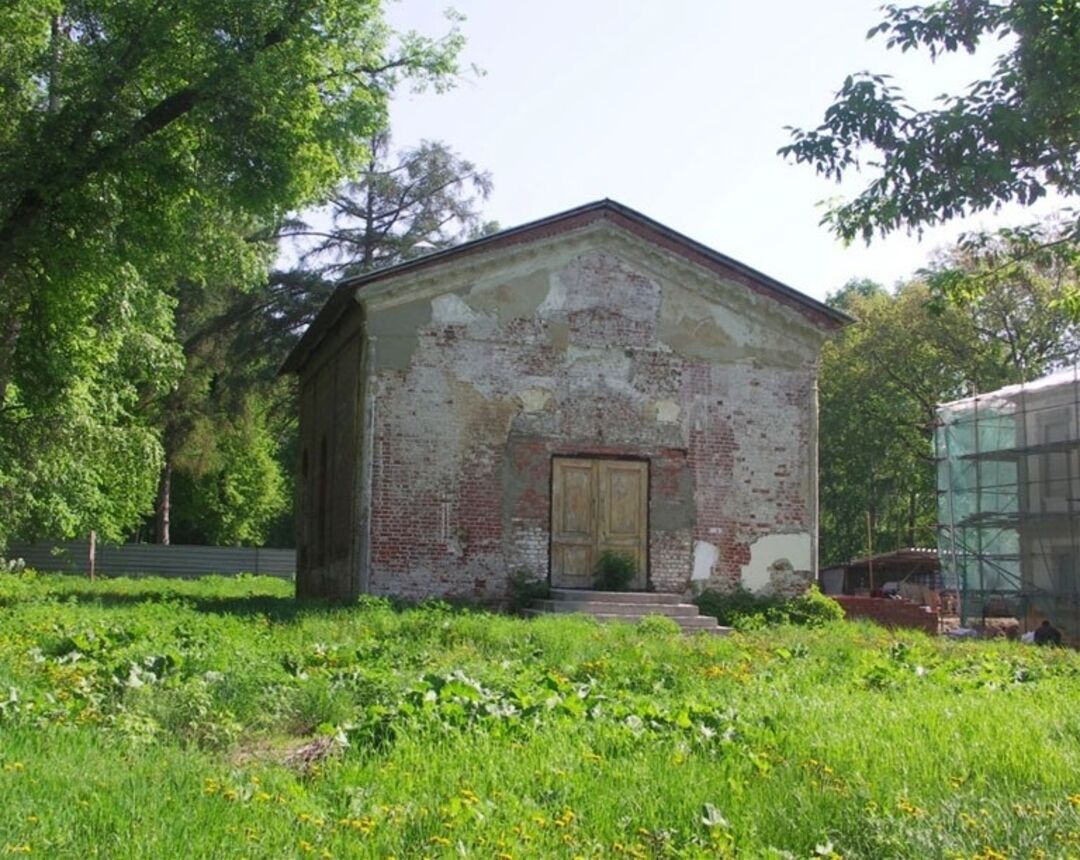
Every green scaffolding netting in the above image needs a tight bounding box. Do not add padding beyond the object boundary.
[935,368,1080,627]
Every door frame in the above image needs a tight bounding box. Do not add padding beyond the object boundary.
[547,453,651,590]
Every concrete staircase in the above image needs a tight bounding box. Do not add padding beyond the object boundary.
[525,588,731,635]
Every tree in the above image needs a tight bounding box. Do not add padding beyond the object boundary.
[820,281,988,564]
[168,395,288,546]
[780,1,1080,247]
[0,2,464,547]
[147,273,300,546]
[819,255,1080,565]
[282,132,498,277]
[149,133,495,545]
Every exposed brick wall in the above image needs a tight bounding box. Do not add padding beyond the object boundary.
[356,238,825,602]
[832,596,939,635]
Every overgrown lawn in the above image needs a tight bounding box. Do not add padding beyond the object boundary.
[1,573,1079,858]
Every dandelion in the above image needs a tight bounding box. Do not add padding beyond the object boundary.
[896,798,925,818]
[298,840,314,854]
[3,845,31,855]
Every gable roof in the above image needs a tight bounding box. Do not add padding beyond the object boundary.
[280,198,852,374]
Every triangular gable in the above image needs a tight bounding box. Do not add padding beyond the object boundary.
[280,199,851,374]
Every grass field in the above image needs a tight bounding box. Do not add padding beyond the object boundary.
[1,573,1079,859]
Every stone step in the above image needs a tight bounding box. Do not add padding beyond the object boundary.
[547,588,686,605]
[531,598,700,617]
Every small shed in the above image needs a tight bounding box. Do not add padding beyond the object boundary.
[281,200,849,602]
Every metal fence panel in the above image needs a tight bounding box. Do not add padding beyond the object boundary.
[5,541,295,579]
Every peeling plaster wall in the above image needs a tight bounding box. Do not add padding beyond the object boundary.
[346,226,826,602]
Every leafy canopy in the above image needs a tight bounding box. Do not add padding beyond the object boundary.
[149,132,496,547]
[0,1,464,546]
[819,247,1080,565]
[780,1,1080,243]
[282,131,497,278]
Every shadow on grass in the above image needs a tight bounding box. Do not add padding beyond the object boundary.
[0,579,496,621]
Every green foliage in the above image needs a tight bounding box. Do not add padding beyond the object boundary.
[154,129,497,547]
[637,614,683,636]
[781,0,1080,242]
[695,586,844,631]
[594,550,637,591]
[0,2,465,549]
[169,398,288,546]
[2,574,1080,857]
[285,131,498,277]
[819,266,1080,565]
[506,568,550,614]
[923,222,1080,334]
[782,1,1080,313]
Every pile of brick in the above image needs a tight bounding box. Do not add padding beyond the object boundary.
[830,595,939,635]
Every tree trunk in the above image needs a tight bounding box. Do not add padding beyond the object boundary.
[907,491,917,547]
[49,15,63,115]
[0,311,18,408]
[155,462,172,545]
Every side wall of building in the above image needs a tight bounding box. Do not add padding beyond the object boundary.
[296,307,365,599]
[361,226,825,602]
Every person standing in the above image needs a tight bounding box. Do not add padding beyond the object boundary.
[1034,620,1063,646]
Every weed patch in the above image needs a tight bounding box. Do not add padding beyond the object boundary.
[1,572,1078,857]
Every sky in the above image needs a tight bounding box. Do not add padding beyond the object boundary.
[382,0,1058,302]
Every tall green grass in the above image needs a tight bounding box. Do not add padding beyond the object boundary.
[1,572,1078,858]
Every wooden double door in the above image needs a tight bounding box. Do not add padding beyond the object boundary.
[551,457,648,589]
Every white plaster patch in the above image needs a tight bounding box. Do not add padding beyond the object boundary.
[740,533,813,593]
[431,293,481,325]
[518,388,552,413]
[655,399,680,424]
[692,540,718,581]
[536,278,567,315]
[564,346,633,393]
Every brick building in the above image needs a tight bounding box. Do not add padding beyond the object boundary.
[281,200,848,602]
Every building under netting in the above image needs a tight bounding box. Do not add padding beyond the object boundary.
[936,366,1080,639]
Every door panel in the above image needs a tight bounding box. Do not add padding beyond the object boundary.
[551,459,596,588]
[597,460,648,590]
[551,457,648,589]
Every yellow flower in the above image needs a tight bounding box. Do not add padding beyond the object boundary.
[3,845,31,855]
[896,798,925,818]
